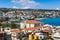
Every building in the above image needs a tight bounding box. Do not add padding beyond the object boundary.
[0,8,60,19]
[4,27,11,34]
[0,32,4,40]
[11,29,21,40]
[53,29,60,40]
[20,19,43,29]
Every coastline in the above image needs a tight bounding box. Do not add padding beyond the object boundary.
[35,18,45,20]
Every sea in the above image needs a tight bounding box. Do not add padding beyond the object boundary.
[36,18,60,26]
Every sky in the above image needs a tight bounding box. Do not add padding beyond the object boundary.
[0,0,60,9]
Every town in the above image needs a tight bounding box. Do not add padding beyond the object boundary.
[0,8,60,40]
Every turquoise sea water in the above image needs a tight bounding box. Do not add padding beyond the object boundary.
[36,18,60,26]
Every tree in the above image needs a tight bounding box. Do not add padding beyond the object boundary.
[0,19,4,22]
[0,22,2,26]
[11,21,18,29]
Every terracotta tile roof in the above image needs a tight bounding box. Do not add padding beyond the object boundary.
[0,32,4,34]
[35,26,42,29]
[26,20,42,24]
[43,26,51,32]
[24,27,35,31]
[57,29,60,32]
[43,26,51,29]
[43,26,50,28]
[24,26,42,31]
[11,29,21,33]
[43,29,49,32]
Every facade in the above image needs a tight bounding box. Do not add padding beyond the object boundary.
[0,32,4,40]
[4,27,11,34]
[11,29,21,40]
[20,19,43,29]
[0,8,60,20]
[53,29,60,40]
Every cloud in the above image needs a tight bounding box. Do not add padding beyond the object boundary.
[56,8,60,10]
[23,6,30,9]
[11,0,40,9]
[13,6,17,8]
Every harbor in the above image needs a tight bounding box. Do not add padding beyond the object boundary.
[0,0,60,40]
[0,8,60,40]
[0,19,60,40]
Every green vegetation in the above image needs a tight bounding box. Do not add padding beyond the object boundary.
[0,19,4,27]
[11,21,20,28]
[0,19,4,22]
[0,22,2,26]
[0,19,20,28]
[2,23,20,28]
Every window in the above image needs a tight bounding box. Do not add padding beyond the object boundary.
[35,24,40,27]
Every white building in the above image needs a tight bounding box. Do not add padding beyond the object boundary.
[4,27,11,34]
[20,19,43,29]
[11,29,21,40]
[53,29,60,40]
[43,24,53,27]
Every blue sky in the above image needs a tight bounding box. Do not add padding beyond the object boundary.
[0,0,60,9]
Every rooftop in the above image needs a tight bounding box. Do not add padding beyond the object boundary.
[11,29,21,33]
[25,19,42,24]
[24,26,42,31]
